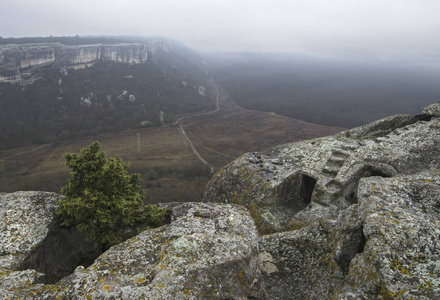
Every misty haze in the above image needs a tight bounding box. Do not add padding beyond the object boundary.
[1,1,440,299]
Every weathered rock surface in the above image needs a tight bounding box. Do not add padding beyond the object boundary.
[259,221,344,300]
[1,103,440,299]
[1,202,264,299]
[256,170,440,300]
[0,191,60,270]
[333,170,440,299]
[202,102,440,299]
[0,191,101,284]
[204,103,440,234]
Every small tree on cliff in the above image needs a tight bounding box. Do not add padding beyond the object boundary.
[56,141,165,250]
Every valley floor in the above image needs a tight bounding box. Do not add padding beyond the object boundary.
[0,81,344,202]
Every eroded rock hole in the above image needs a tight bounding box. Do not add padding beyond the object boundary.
[370,170,390,177]
[20,217,102,284]
[337,228,367,275]
[345,168,391,203]
[358,231,366,254]
[300,175,316,204]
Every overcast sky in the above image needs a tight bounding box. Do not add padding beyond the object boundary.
[2,0,440,63]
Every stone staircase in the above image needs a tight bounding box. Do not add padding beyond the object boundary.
[323,144,358,194]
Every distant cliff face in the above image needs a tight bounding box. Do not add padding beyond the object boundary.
[0,38,210,150]
[0,41,171,83]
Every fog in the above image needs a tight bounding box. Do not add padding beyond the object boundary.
[2,0,440,66]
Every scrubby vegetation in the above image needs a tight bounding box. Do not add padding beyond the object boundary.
[56,141,166,250]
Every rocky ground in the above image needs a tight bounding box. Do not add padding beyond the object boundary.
[1,102,439,299]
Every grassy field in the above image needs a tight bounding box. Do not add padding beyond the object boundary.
[181,83,345,168]
[0,126,209,203]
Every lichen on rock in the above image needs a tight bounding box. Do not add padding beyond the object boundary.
[204,102,440,234]
[1,202,264,299]
[1,102,440,299]
[0,191,60,270]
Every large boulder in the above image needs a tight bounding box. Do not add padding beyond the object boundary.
[204,103,440,233]
[0,191,102,284]
[1,202,264,299]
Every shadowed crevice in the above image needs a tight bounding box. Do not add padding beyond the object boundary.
[300,175,316,204]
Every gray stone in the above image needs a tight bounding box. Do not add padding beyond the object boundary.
[204,104,440,234]
[2,202,264,299]
[0,191,60,269]
[420,101,440,118]
[0,191,102,285]
[332,170,440,299]
[332,204,365,274]
[259,221,344,300]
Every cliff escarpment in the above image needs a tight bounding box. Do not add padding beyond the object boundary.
[0,42,160,83]
[0,39,211,150]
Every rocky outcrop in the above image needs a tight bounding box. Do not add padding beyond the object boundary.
[1,200,264,299]
[204,104,440,234]
[257,170,440,300]
[259,221,345,299]
[1,103,440,299]
[202,102,440,299]
[334,170,440,299]
[0,41,174,83]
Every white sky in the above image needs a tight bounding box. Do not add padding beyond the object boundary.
[2,0,440,62]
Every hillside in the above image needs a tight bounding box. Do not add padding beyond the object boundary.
[0,37,211,149]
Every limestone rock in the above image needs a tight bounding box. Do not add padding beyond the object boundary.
[0,42,155,83]
[128,94,137,102]
[420,101,440,118]
[204,104,440,233]
[333,170,440,299]
[332,204,365,274]
[2,202,264,299]
[0,191,60,269]
[198,85,206,96]
[260,221,345,300]
[257,170,440,299]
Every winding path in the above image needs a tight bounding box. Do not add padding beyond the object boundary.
[0,144,50,160]
[177,80,220,171]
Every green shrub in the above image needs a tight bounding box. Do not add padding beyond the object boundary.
[56,141,165,250]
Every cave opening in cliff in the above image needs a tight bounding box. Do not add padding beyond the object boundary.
[300,175,316,204]
[370,170,390,177]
